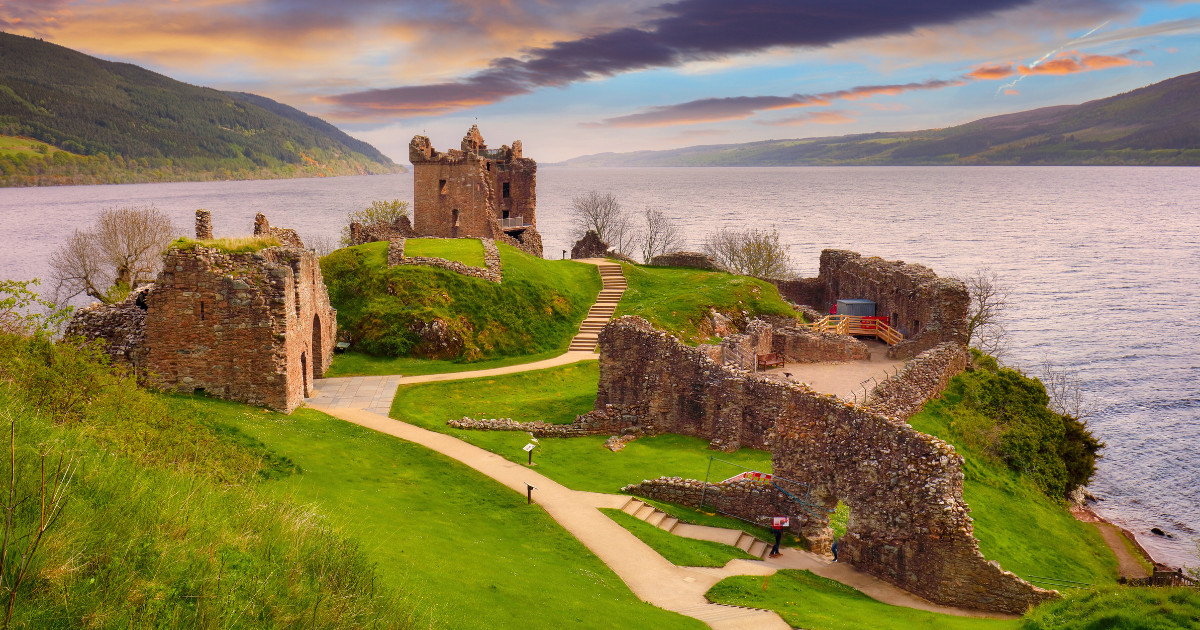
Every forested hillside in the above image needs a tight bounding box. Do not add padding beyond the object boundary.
[0,32,402,186]
[558,70,1200,167]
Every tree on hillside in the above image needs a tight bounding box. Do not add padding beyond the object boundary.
[49,205,176,304]
[959,267,1008,357]
[339,199,409,246]
[639,206,684,263]
[701,227,792,278]
[569,191,636,256]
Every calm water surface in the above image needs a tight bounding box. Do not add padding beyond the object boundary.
[1,166,1197,567]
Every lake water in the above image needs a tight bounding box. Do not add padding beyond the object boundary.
[1,166,1197,568]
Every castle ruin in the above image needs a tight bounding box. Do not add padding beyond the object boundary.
[67,212,336,413]
[409,125,543,257]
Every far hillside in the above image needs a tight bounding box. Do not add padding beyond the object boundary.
[0,32,402,186]
[556,69,1200,167]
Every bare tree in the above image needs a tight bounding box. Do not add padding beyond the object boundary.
[306,233,338,258]
[639,206,684,263]
[701,227,792,278]
[49,205,176,304]
[959,267,1009,357]
[569,191,636,256]
[1039,359,1096,420]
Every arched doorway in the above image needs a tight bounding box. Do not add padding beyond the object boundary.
[300,352,309,398]
[312,314,323,378]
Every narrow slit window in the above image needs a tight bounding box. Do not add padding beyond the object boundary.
[200,301,205,321]
[502,182,511,198]
[439,179,447,194]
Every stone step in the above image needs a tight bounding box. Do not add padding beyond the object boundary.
[633,503,657,520]
[733,532,754,553]
[748,539,770,559]
[645,510,667,527]
[621,497,643,514]
[660,516,679,532]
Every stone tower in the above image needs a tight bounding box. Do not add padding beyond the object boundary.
[409,125,542,256]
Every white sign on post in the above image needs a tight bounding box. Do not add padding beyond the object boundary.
[523,443,536,452]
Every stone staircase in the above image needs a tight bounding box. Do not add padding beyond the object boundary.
[568,261,627,352]
[619,497,773,560]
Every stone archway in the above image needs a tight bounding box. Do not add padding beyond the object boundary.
[312,314,323,378]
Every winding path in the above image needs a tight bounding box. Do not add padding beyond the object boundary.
[306,260,1013,628]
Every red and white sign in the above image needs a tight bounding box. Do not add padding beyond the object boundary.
[772,516,790,528]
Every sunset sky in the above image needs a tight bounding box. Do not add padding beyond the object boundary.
[3,0,1199,163]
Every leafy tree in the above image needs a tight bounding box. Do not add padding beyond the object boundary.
[49,205,176,305]
[702,227,792,278]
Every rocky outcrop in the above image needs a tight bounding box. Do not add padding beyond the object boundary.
[349,215,417,245]
[571,230,611,259]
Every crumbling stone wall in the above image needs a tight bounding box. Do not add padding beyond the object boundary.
[349,215,417,245]
[409,126,542,257]
[863,342,969,420]
[386,237,503,283]
[64,286,152,366]
[600,316,1052,613]
[773,250,969,359]
[772,327,871,363]
[648,251,728,272]
[70,212,336,413]
[252,213,304,248]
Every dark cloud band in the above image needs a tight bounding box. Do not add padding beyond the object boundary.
[323,0,1035,118]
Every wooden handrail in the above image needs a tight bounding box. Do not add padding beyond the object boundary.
[806,314,904,346]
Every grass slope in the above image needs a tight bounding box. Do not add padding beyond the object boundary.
[601,508,757,567]
[323,241,600,363]
[213,399,704,630]
[707,570,1021,630]
[1021,587,1200,629]
[908,375,1118,586]
[388,362,772,494]
[616,263,800,343]
[403,238,486,267]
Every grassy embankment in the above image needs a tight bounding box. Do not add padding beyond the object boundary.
[322,240,600,375]
[0,330,414,628]
[616,263,802,343]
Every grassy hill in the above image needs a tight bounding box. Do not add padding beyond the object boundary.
[321,241,602,368]
[557,70,1200,167]
[0,31,401,186]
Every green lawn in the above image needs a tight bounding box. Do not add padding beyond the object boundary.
[616,263,801,342]
[217,401,704,630]
[1021,586,1200,630]
[326,347,567,377]
[908,379,1119,587]
[404,237,486,267]
[601,509,757,567]
[707,570,1021,630]
[388,362,773,494]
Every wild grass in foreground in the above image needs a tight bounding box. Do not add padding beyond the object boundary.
[403,237,486,267]
[706,570,1021,630]
[1021,587,1200,629]
[601,508,757,567]
[388,361,772,494]
[219,401,704,630]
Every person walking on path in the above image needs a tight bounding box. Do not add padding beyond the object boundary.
[770,515,788,557]
[832,539,839,562]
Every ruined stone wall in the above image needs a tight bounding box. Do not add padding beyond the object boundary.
[648,251,728,272]
[773,251,968,360]
[386,237,503,283]
[142,244,336,413]
[596,316,1052,614]
[409,126,542,256]
[64,286,151,366]
[863,342,969,420]
[771,327,871,363]
[349,216,417,245]
[252,213,304,248]
[623,477,786,529]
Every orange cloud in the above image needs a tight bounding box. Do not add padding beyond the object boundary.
[968,64,1015,80]
[1018,50,1139,75]
[1004,89,1019,95]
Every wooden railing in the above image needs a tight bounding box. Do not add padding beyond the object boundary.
[807,315,904,346]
